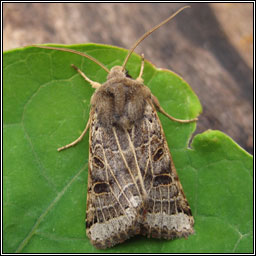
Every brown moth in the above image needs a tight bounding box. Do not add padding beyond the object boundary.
[35,6,197,249]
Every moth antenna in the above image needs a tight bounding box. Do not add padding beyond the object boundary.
[122,5,190,71]
[32,45,110,73]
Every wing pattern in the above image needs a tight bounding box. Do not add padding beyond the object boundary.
[86,102,194,249]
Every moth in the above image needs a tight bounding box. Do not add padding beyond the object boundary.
[35,6,197,249]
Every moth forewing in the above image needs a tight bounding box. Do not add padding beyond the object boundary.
[84,66,194,249]
[34,6,197,250]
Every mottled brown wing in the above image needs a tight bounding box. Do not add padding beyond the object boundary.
[137,102,194,239]
[86,110,145,249]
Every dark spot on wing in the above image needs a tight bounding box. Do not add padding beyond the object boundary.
[93,156,105,168]
[153,175,172,187]
[153,147,164,161]
[94,182,110,194]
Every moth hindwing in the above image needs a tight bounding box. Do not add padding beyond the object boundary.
[35,6,197,250]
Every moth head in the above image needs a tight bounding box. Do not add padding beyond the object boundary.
[107,66,126,80]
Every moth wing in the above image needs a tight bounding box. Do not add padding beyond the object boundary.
[138,102,194,239]
[86,110,144,249]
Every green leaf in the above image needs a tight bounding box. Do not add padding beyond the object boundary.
[3,44,253,253]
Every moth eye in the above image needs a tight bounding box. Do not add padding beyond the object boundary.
[94,182,110,194]
[153,174,172,187]
[93,156,105,168]
[153,147,164,161]
[125,70,132,78]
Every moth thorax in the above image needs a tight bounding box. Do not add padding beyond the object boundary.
[91,81,151,129]
[107,66,126,80]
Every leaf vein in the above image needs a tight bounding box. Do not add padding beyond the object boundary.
[15,164,86,253]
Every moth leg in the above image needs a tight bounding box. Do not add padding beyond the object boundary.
[57,117,90,151]
[136,54,145,83]
[152,94,198,123]
[71,64,101,89]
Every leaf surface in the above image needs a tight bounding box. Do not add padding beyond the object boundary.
[3,44,253,253]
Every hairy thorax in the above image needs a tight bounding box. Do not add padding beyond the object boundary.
[90,66,152,129]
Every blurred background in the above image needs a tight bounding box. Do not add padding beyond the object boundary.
[3,3,253,153]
